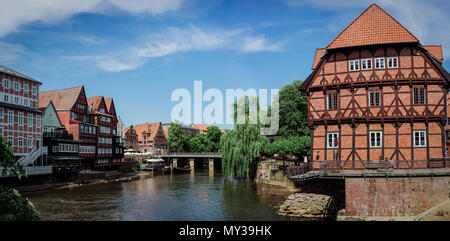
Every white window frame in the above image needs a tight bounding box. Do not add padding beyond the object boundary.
[7,136,13,145]
[18,137,23,147]
[374,57,385,69]
[18,112,24,125]
[36,115,41,128]
[2,79,10,89]
[327,133,339,149]
[24,84,29,92]
[0,107,3,118]
[32,86,37,95]
[387,57,398,69]
[27,137,33,147]
[349,60,360,72]
[28,113,33,127]
[368,89,381,107]
[369,131,382,148]
[413,131,426,147]
[361,58,372,70]
[8,110,14,125]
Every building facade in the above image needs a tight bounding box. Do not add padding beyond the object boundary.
[124,125,138,151]
[134,122,167,154]
[0,65,42,160]
[300,4,450,169]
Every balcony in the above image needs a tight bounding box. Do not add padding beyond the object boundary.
[43,132,74,140]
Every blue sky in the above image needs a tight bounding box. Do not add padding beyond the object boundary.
[1,0,449,129]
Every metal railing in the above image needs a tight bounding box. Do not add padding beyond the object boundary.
[286,163,313,178]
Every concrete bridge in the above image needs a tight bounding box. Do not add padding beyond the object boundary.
[156,152,222,173]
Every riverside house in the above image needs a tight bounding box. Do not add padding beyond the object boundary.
[298,4,450,217]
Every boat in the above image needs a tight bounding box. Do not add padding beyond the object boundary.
[173,165,191,173]
[140,159,168,172]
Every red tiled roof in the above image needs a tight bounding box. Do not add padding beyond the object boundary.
[191,123,226,134]
[327,4,419,49]
[135,123,161,142]
[423,45,443,62]
[311,48,326,70]
[87,96,104,112]
[39,86,84,110]
[104,98,113,112]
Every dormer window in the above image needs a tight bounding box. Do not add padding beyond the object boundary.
[349,60,360,71]
[387,57,398,68]
[361,59,372,70]
[375,57,385,69]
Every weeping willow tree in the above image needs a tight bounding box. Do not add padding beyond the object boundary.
[220,96,269,178]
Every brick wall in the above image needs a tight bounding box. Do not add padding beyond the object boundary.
[345,177,450,216]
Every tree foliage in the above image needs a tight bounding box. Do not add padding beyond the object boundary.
[0,135,40,221]
[167,122,190,152]
[220,96,269,178]
[205,126,222,152]
[188,133,209,152]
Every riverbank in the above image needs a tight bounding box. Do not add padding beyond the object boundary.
[16,171,154,193]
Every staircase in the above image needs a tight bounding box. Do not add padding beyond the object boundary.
[17,146,42,167]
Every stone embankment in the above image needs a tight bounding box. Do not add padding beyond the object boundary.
[277,193,332,218]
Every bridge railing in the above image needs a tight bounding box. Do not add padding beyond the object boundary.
[286,163,313,178]
[163,152,221,157]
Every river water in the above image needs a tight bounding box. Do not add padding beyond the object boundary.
[25,169,295,221]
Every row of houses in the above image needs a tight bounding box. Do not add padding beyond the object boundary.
[0,66,124,176]
[122,123,224,154]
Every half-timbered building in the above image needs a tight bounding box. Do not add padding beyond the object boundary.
[299,4,450,170]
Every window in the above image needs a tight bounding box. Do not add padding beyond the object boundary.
[0,107,3,118]
[4,95,9,103]
[375,57,385,69]
[27,137,32,147]
[32,86,37,95]
[24,84,29,92]
[8,110,14,125]
[387,57,398,68]
[18,112,23,125]
[368,90,381,107]
[14,96,19,105]
[327,133,339,148]
[370,131,382,148]
[7,136,13,145]
[36,115,41,128]
[18,137,23,147]
[14,82,20,91]
[349,60,360,71]
[70,112,77,120]
[413,87,426,105]
[28,114,33,127]
[24,99,29,107]
[414,131,426,147]
[2,79,10,89]
[361,58,372,70]
[326,92,338,110]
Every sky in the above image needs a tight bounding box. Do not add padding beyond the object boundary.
[1,0,449,129]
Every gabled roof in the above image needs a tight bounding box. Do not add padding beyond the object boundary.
[0,65,42,84]
[87,96,104,112]
[312,48,326,70]
[104,98,113,112]
[39,86,84,110]
[423,45,443,62]
[191,123,209,133]
[134,123,162,142]
[327,4,419,49]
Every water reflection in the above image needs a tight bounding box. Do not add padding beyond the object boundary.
[26,169,293,221]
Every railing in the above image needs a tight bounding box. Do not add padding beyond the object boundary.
[43,132,74,140]
[286,163,313,178]
[319,160,340,174]
[17,146,42,166]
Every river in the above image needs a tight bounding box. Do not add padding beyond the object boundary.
[25,169,296,221]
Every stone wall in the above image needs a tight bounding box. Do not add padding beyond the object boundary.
[345,177,450,216]
[255,158,298,190]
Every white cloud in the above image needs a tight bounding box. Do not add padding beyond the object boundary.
[0,41,27,63]
[98,59,144,72]
[0,0,186,37]
[137,25,284,58]
[283,0,450,58]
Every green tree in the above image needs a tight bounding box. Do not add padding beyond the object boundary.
[167,122,190,152]
[220,96,269,178]
[205,126,222,152]
[0,135,40,221]
[188,133,209,152]
[278,80,310,137]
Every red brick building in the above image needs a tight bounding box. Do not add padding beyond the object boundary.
[40,86,98,169]
[124,125,138,151]
[134,122,166,154]
[300,4,450,169]
[0,65,42,160]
